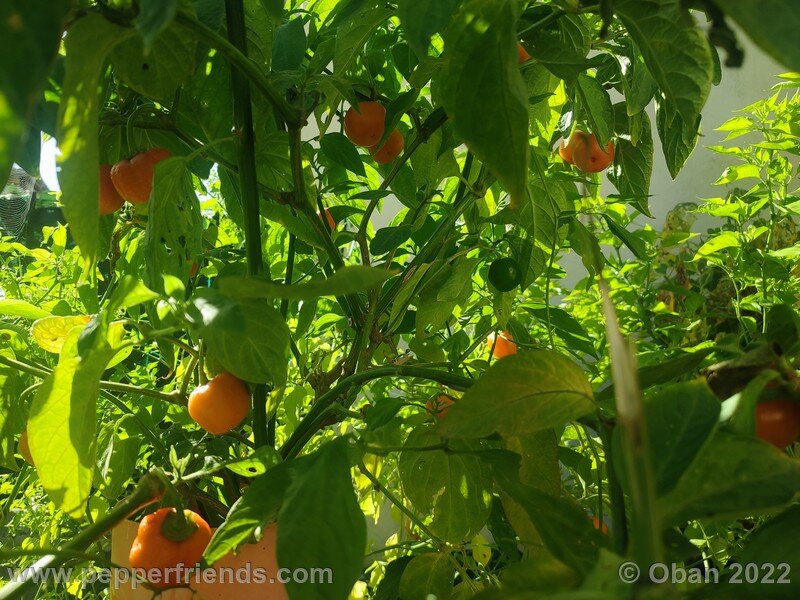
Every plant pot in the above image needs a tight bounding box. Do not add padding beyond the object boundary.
[110,520,288,599]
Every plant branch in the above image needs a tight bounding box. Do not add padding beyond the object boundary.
[280,365,473,459]
[174,12,301,127]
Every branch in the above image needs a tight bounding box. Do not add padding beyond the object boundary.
[174,12,301,128]
[279,365,473,459]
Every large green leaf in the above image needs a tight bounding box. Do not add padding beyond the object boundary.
[521,14,591,82]
[0,299,51,320]
[217,266,392,300]
[440,351,594,439]
[188,289,290,386]
[609,105,653,209]
[488,449,600,574]
[397,0,461,56]
[205,462,291,565]
[0,0,69,183]
[440,0,529,206]
[135,0,179,50]
[143,158,203,293]
[659,432,800,526]
[398,426,493,542]
[575,74,614,147]
[398,553,453,600]
[333,6,392,75]
[714,0,800,72]
[95,416,140,501]
[57,14,132,264]
[110,24,196,104]
[640,381,720,496]
[27,319,115,517]
[614,0,711,178]
[278,439,365,600]
[614,0,712,128]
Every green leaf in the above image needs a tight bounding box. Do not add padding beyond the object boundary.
[567,220,604,280]
[644,381,720,495]
[96,417,140,501]
[27,321,116,517]
[398,553,453,600]
[334,6,392,75]
[714,0,800,72]
[440,0,529,206]
[57,14,132,264]
[217,266,392,300]
[105,275,160,313]
[205,462,291,565]
[440,351,594,439]
[278,439,366,600]
[226,445,282,477]
[0,299,51,320]
[320,132,366,176]
[659,432,800,526]
[609,105,653,209]
[272,17,307,71]
[613,0,712,128]
[575,74,614,147]
[260,0,285,21]
[397,0,461,56]
[603,215,648,260]
[488,449,600,574]
[135,0,179,51]
[110,24,196,103]
[0,0,69,183]
[371,225,414,255]
[655,94,699,178]
[188,289,291,385]
[694,231,740,260]
[398,427,493,542]
[143,158,203,293]
[521,14,591,82]
[375,556,413,600]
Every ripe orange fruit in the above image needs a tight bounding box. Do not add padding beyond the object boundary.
[99,164,125,215]
[344,101,386,147]
[188,371,251,435]
[558,139,573,164]
[370,130,404,164]
[129,507,212,589]
[563,131,614,173]
[19,430,33,465]
[517,42,531,64]
[319,208,336,230]
[488,331,517,359]
[426,394,455,419]
[755,399,800,448]
[110,147,171,204]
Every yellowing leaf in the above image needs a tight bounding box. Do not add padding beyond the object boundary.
[31,316,92,353]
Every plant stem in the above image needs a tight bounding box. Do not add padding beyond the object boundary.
[0,472,165,600]
[0,355,183,405]
[357,459,441,543]
[225,0,269,447]
[280,366,473,459]
[174,12,300,127]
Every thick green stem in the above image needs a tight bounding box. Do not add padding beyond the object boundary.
[174,12,300,127]
[0,472,165,600]
[280,366,473,459]
[225,0,269,447]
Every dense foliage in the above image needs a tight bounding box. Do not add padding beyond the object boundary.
[1,1,800,599]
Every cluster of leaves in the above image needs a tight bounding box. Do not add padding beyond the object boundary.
[1,1,800,599]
